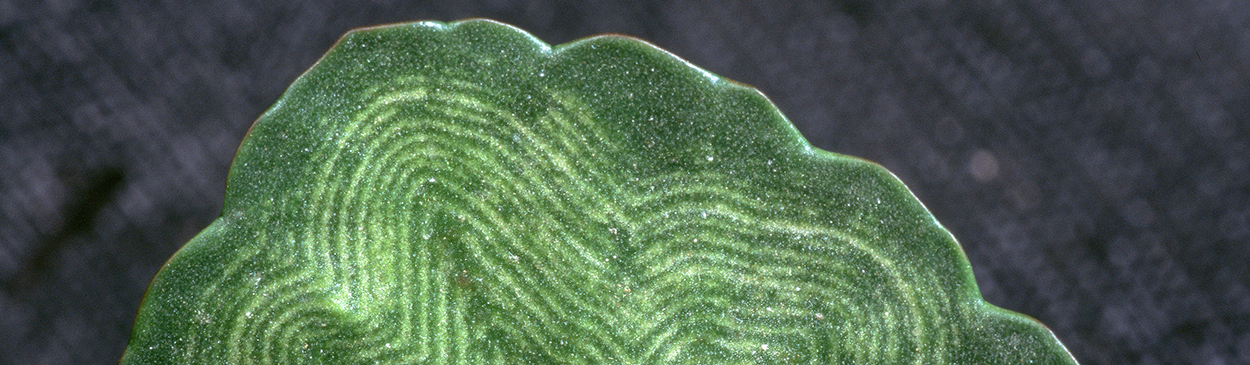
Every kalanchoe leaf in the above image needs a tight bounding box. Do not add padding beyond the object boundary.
[122,19,1077,364]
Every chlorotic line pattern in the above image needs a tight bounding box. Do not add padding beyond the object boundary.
[121,19,1077,364]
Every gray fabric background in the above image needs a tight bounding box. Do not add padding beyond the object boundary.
[2,1,1247,364]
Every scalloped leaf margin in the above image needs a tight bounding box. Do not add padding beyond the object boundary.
[121,19,1076,365]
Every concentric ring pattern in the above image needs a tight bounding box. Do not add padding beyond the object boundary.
[121,20,1076,364]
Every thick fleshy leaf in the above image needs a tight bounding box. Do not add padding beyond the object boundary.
[122,19,1076,364]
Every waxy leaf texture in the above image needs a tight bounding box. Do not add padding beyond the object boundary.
[122,19,1076,364]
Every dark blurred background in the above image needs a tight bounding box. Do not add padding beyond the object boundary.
[2,1,1247,364]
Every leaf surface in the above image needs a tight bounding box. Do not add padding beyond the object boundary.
[122,19,1076,364]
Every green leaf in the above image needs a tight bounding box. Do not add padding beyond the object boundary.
[122,19,1076,364]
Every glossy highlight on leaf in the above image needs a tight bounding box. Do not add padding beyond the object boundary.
[121,19,1076,364]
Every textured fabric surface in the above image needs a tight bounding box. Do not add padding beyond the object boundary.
[1,1,1246,364]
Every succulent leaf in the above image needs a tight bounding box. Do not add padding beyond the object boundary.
[121,19,1076,364]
